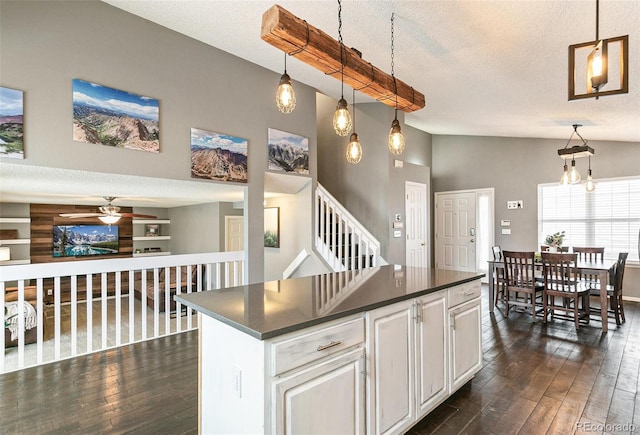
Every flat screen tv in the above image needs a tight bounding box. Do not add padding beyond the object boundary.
[53,225,119,257]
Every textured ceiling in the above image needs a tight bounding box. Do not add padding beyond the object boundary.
[104,0,640,143]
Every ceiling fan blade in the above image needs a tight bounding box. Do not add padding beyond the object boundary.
[59,213,103,218]
[118,212,158,219]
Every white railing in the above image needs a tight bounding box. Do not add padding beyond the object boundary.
[0,251,244,374]
[282,249,310,279]
[316,183,384,271]
[314,266,378,316]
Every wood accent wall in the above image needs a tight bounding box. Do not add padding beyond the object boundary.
[30,203,133,264]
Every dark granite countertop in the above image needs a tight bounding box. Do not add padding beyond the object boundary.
[175,265,484,340]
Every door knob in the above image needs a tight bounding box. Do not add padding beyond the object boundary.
[470,239,475,243]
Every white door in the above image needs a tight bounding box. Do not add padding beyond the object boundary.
[367,299,415,435]
[435,192,476,271]
[406,181,429,268]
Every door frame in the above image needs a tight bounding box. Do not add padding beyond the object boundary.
[405,180,430,269]
[434,188,494,274]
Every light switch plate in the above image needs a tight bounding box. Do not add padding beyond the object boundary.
[502,228,511,235]
[501,220,511,226]
[393,230,402,238]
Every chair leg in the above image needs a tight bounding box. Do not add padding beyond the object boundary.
[618,293,626,323]
[611,293,621,326]
[543,293,547,324]
[573,296,579,330]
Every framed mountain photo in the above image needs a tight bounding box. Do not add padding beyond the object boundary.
[0,86,24,159]
[191,128,248,183]
[267,128,309,175]
[72,79,159,153]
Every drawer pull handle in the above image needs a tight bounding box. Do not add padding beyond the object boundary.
[463,291,475,296]
[317,341,342,351]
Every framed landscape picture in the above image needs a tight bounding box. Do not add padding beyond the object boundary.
[72,79,159,153]
[0,86,24,159]
[267,128,309,174]
[145,224,159,237]
[264,207,280,248]
[191,128,248,183]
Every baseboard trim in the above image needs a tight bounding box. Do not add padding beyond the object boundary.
[623,295,640,303]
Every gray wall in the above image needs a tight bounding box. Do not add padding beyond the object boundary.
[432,135,640,297]
[317,94,433,262]
[1,0,319,283]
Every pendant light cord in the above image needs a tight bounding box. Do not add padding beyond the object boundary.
[391,13,398,118]
[595,0,599,41]
[284,51,287,74]
[352,88,356,126]
[338,0,344,98]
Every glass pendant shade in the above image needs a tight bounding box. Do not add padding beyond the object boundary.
[276,72,296,114]
[333,98,352,136]
[388,118,405,155]
[585,168,596,192]
[98,215,120,224]
[560,163,570,185]
[568,158,581,184]
[346,133,362,164]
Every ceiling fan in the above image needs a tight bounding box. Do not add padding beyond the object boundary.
[59,196,157,223]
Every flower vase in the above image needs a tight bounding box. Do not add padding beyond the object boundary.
[548,246,558,253]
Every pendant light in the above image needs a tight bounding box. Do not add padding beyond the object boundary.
[560,162,570,185]
[346,88,362,164]
[568,157,581,184]
[332,0,352,136]
[585,155,596,192]
[275,52,296,113]
[387,13,405,155]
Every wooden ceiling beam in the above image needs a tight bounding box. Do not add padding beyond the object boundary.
[261,4,425,113]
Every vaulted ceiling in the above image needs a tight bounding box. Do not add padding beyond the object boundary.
[104,0,640,143]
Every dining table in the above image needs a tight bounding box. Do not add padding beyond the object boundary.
[487,257,617,332]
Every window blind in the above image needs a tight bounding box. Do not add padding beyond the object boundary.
[538,176,640,262]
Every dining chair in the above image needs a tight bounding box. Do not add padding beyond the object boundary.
[492,246,506,306]
[573,247,605,290]
[540,252,590,330]
[502,251,544,319]
[589,252,628,326]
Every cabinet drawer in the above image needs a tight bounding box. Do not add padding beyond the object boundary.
[448,280,481,307]
[271,317,365,376]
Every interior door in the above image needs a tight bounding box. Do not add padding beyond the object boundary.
[435,192,476,271]
[405,181,428,268]
[225,216,244,285]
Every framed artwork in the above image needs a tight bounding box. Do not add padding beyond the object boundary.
[264,207,280,248]
[145,224,159,237]
[72,79,159,153]
[267,128,309,175]
[191,128,248,183]
[0,86,25,159]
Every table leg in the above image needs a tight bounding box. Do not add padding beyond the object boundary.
[488,263,495,313]
[599,270,608,333]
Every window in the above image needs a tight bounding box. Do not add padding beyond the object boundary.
[538,176,640,262]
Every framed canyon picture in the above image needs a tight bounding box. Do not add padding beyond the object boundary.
[72,79,159,153]
[267,128,309,175]
[190,128,248,183]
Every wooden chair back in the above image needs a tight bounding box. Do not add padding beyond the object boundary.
[503,251,537,290]
[572,247,605,262]
[540,252,578,290]
[613,252,629,290]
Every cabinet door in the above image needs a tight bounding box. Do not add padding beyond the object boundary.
[367,299,415,435]
[415,292,448,419]
[273,347,366,435]
[449,297,482,393]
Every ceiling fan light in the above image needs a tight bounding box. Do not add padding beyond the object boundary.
[99,215,121,224]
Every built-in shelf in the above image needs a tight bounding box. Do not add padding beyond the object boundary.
[133,251,171,257]
[0,218,31,224]
[0,238,31,245]
[0,259,31,266]
[132,236,171,242]
[133,219,171,225]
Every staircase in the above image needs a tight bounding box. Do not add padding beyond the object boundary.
[315,183,385,272]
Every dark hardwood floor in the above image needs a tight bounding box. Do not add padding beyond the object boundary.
[1,284,639,434]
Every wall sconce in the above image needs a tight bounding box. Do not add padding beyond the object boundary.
[568,0,628,100]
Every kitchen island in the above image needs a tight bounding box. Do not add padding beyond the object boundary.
[176,265,484,434]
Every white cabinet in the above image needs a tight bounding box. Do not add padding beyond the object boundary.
[273,347,366,434]
[448,281,482,393]
[367,290,448,435]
